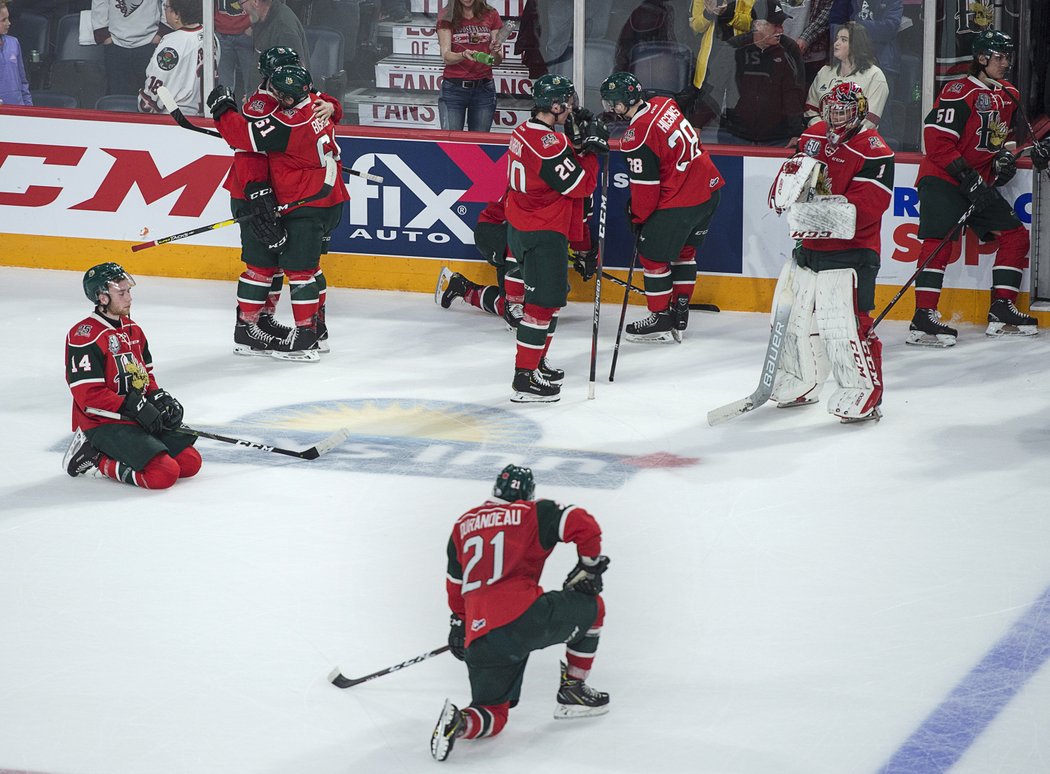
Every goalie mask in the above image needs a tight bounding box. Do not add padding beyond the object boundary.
[820,82,868,148]
[83,262,135,304]
[493,464,535,502]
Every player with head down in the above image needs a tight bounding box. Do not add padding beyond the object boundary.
[431,464,610,762]
[768,81,894,423]
[599,71,724,344]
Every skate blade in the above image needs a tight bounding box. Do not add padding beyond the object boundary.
[431,699,459,762]
[839,407,882,424]
[672,329,684,343]
[434,267,453,307]
[985,323,1038,337]
[553,702,610,720]
[510,391,561,403]
[233,345,275,357]
[271,350,321,363]
[776,397,819,408]
[905,331,956,348]
[312,339,331,354]
[625,332,677,344]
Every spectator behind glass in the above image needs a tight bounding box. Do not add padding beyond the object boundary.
[805,22,887,128]
[614,0,677,74]
[830,0,901,82]
[216,0,255,103]
[242,0,309,70]
[783,0,834,86]
[139,0,216,116]
[437,0,503,132]
[719,0,805,145]
[92,0,169,96]
[0,0,32,106]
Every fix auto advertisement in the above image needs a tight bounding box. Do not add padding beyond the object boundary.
[0,110,1033,294]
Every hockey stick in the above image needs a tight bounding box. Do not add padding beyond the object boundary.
[870,204,975,330]
[328,645,451,688]
[155,86,384,183]
[85,407,352,460]
[131,156,338,251]
[706,262,795,426]
[608,240,638,382]
[596,268,720,312]
[587,154,610,400]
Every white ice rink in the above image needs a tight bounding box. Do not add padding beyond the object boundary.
[3,265,1050,774]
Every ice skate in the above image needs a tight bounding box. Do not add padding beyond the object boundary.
[511,368,561,403]
[776,396,819,408]
[502,302,524,330]
[839,406,882,424]
[234,309,278,356]
[625,310,676,343]
[270,325,321,362]
[986,298,1038,337]
[670,295,690,343]
[63,428,100,477]
[430,698,465,762]
[554,661,610,719]
[906,308,957,348]
[537,357,564,383]
[435,268,477,309]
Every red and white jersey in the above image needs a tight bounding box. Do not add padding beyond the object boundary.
[65,312,159,432]
[918,75,1019,186]
[620,96,724,223]
[139,25,218,117]
[797,122,895,254]
[216,97,349,208]
[505,119,599,241]
[446,498,602,646]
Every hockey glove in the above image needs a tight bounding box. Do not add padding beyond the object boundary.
[624,198,643,237]
[563,555,610,595]
[207,84,237,121]
[581,117,610,155]
[992,148,1017,187]
[147,389,184,431]
[1031,140,1050,173]
[946,158,998,214]
[571,246,599,281]
[244,183,288,252]
[122,388,164,435]
[564,108,592,152]
[448,614,466,661]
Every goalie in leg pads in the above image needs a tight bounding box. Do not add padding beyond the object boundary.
[770,82,893,423]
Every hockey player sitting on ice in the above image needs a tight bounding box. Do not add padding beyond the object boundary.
[63,263,202,488]
[432,465,610,762]
[436,196,526,329]
[226,46,343,360]
[908,29,1044,347]
[504,74,603,402]
[137,0,216,117]
[767,82,894,423]
[209,64,349,362]
[599,71,724,344]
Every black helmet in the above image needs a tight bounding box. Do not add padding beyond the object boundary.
[268,64,313,103]
[493,464,535,502]
[83,262,134,304]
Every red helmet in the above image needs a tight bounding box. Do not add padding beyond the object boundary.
[820,82,868,144]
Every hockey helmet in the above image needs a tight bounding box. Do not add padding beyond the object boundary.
[268,64,313,103]
[493,464,535,502]
[83,262,135,303]
[820,81,868,142]
[600,72,644,113]
[532,74,576,114]
[259,46,301,79]
[971,29,1014,61]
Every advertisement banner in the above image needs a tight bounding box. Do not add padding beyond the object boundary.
[392,25,521,62]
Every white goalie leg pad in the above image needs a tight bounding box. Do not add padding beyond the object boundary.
[814,269,880,420]
[770,263,831,407]
[787,196,857,240]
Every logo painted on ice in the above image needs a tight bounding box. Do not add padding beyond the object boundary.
[200,398,699,489]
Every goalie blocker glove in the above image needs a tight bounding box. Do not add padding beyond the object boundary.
[244,183,288,252]
[563,555,610,595]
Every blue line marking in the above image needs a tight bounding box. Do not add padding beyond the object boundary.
[879,583,1050,773]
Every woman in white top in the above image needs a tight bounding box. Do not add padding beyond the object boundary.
[804,21,888,129]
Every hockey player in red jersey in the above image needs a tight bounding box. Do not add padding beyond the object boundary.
[599,72,724,344]
[209,64,349,361]
[63,263,202,488]
[769,81,894,423]
[504,74,604,402]
[431,465,610,762]
[223,47,344,360]
[909,29,1038,346]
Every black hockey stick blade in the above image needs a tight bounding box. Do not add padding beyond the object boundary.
[689,303,721,313]
[156,85,222,137]
[328,645,451,688]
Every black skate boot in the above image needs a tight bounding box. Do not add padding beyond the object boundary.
[502,301,524,330]
[310,304,331,353]
[234,309,279,356]
[430,698,466,762]
[511,368,561,403]
[987,298,1038,337]
[270,325,321,362]
[537,357,565,383]
[670,295,690,342]
[625,309,676,343]
[62,428,100,477]
[554,661,610,719]
[435,267,479,309]
[906,308,957,348]
[256,313,294,340]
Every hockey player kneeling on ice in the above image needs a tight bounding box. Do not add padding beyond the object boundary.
[505,75,601,402]
[63,264,202,488]
[908,29,1038,347]
[432,465,610,762]
[599,72,724,344]
[768,82,894,424]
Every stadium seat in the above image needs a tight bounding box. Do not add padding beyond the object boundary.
[50,14,106,114]
[305,27,347,102]
[628,41,693,99]
[16,11,49,89]
[95,94,140,112]
[548,39,616,113]
[54,13,104,63]
[30,90,79,109]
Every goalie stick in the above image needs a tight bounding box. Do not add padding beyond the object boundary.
[328,646,451,688]
[132,156,338,251]
[85,407,352,460]
[155,85,384,183]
